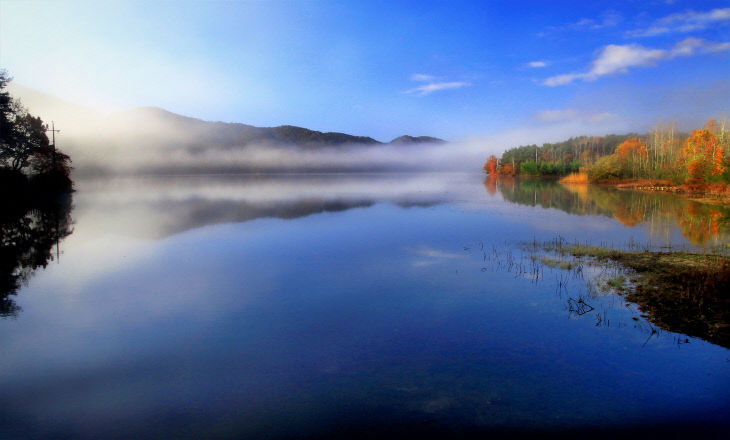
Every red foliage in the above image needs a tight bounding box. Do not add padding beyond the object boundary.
[483,155,499,174]
[683,120,726,183]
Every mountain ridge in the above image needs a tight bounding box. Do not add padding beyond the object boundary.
[6,83,449,174]
[8,83,445,148]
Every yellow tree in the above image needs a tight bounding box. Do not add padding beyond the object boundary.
[615,137,648,177]
[683,120,725,184]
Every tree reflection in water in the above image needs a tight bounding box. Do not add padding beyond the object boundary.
[0,193,73,317]
[488,176,730,246]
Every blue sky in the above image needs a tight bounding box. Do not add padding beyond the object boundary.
[1,0,729,142]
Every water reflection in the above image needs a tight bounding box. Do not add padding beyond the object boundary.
[0,194,73,316]
[1,173,729,438]
[487,176,730,246]
[72,173,479,240]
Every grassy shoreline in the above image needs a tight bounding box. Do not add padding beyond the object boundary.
[558,172,730,205]
[540,242,730,348]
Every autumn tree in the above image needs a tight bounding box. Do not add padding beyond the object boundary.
[615,137,648,178]
[647,123,680,176]
[683,120,725,184]
[483,155,498,174]
[500,162,514,175]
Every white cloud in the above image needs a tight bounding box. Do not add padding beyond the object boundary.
[408,81,470,95]
[628,7,730,37]
[535,108,618,124]
[527,61,547,68]
[410,73,438,82]
[543,38,730,86]
[542,73,585,87]
[404,76,471,96]
[590,44,667,75]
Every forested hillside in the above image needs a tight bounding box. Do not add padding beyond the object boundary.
[485,120,730,186]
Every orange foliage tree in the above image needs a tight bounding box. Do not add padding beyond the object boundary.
[483,155,498,174]
[683,120,725,184]
[615,137,648,177]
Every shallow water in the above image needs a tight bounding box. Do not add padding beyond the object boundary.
[1,173,728,438]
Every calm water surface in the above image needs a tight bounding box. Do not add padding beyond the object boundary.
[1,173,729,438]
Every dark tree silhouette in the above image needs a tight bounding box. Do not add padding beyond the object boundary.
[0,193,73,317]
[0,69,72,190]
[3,103,50,171]
[0,70,14,156]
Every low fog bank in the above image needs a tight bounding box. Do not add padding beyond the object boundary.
[11,83,490,175]
[10,82,652,175]
[76,142,488,175]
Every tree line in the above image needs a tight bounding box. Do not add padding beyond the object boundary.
[0,70,72,192]
[484,120,730,185]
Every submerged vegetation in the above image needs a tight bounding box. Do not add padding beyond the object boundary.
[471,234,730,348]
[543,242,730,348]
[464,235,729,348]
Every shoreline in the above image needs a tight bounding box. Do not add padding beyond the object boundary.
[538,242,730,348]
[602,179,730,206]
[556,173,730,206]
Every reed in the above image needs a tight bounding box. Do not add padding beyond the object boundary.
[558,171,589,184]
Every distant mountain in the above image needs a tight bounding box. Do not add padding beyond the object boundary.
[390,135,446,145]
[110,106,384,149]
[8,83,449,174]
[9,84,443,149]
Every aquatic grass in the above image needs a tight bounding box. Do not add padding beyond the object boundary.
[472,238,680,344]
[607,274,626,288]
[539,257,575,271]
[535,239,730,348]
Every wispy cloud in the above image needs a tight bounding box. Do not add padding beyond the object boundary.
[541,11,621,35]
[543,37,730,86]
[535,108,618,124]
[527,61,548,68]
[404,74,471,96]
[628,7,730,37]
[574,12,622,30]
[410,73,438,82]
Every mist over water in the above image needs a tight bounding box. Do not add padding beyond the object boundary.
[1,173,729,439]
[9,83,497,174]
[8,82,640,176]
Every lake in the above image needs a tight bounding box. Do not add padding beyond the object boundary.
[1,173,729,439]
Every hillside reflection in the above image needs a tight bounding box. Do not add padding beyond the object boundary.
[71,174,472,240]
[0,194,73,316]
[487,176,730,246]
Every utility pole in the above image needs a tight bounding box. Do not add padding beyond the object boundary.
[44,121,62,262]
[46,121,60,149]
[46,121,60,168]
